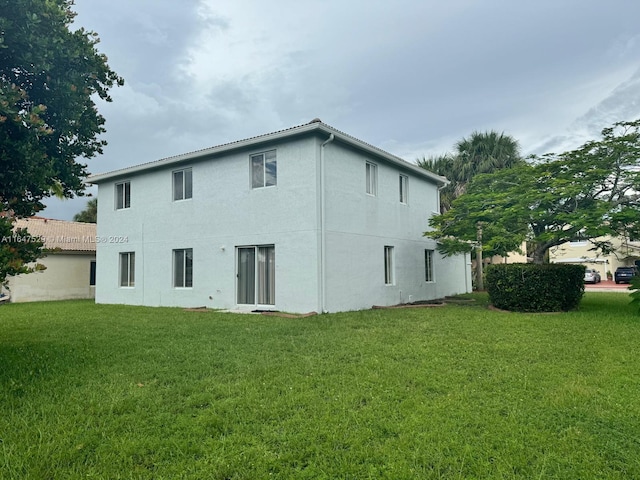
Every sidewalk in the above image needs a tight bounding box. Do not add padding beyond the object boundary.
[584,280,632,292]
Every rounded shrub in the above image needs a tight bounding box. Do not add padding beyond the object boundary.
[485,263,585,312]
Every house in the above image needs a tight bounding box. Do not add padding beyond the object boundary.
[6,217,97,302]
[88,120,471,312]
[550,236,640,279]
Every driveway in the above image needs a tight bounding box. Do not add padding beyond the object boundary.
[585,280,632,292]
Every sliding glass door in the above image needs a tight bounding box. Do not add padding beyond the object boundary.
[237,245,275,306]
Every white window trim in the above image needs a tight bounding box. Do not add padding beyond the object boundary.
[425,249,435,283]
[251,150,277,189]
[384,246,395,285]
[172,168,193,201]
[173,248,193,288]
[366,162,377,196]
[119,252,135,288]
[399,174,408,204]
[115,181,131,210]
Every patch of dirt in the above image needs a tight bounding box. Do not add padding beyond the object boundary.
[184,307,210,312]
[260,311,318,318]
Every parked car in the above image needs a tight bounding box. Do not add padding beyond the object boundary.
[614,266,638,284]
[584,269,601,284]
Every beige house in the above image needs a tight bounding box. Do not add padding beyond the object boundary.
[549,236,640,279]
[5,217,96,302]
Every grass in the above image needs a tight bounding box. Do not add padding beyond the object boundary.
[1,293,639,479]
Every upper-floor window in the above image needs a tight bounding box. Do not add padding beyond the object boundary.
[569,229,588,246]
[173,168,193,201]
[115,181,131,210]
[399,174,408,204]
[251,150,277,188]
[366,162,377,196]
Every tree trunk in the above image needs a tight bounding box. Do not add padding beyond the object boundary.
[476,222,484,290]
[532,245,547,264]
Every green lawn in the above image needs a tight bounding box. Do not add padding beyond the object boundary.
[1,293,639,479]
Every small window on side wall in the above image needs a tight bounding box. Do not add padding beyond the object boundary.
[384,246,394,285]
[90,261,96,286]
[115,181,131,210]
[173,168,193,201]
[251,151,277,188]
[425,249,434,282]
[366,162,377,196]
[174,248,193,288]
[119,252,135,287]
[399,174,408,204]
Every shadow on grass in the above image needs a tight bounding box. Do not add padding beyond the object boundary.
[0,341,94,398]
[579,292,637,316]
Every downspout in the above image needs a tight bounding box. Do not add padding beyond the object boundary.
[319,133,334,313]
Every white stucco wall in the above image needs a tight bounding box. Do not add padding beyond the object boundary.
[8,253,96,302]
[96,137,321,312]
[321,142,470,311]
[95,131,471,312]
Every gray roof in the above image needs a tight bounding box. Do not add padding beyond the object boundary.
[87,120,448,186]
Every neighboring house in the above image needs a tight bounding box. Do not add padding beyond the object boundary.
[6,217,97,302]
[88,120,471,313]
[550,236,640,278]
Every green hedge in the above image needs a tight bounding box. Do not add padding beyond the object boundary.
[486,263,585,312]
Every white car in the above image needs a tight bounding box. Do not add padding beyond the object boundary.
[584,269,601,284]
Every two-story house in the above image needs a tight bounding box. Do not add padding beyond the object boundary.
[88,120,471,313]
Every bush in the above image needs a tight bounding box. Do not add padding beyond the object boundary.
[486,263,585,312]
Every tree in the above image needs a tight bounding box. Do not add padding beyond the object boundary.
[0,0,122,285]
[73,198,97,223]
[0,219,44,288]
[419,131,523,287]
[426,119,640,265]
[417,153,457,212]
[418,131,523,212]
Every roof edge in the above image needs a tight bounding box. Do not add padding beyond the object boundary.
[88,121,447,186]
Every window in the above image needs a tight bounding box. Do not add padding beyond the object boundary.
[251,150,277,188]
[119,252,135,287]
[174,248,193,288]
[384,246,394,285]
[366,162,377,196]
[399,174,408,204]
[569,230,588,246]
[173,168,193,201]
[425,249,434,282]
[115,181,131,210]
[89,261,96,286]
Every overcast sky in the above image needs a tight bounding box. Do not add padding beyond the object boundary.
[44,0,640,219]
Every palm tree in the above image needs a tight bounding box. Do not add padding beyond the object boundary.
[419,131,524,289]
[418,130,523,212]
[417,153,457,212]
[454,130,522,185]
[73,198,97,223]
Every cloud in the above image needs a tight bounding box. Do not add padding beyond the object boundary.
[43,0,640,219]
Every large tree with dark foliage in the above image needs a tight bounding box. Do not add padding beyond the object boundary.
[426,119,640,265]
[0,0,122,286]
